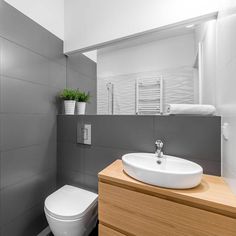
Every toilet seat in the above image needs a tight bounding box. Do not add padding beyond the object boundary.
[44,185,98,221]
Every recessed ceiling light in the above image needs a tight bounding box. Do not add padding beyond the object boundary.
[186,24,195,28]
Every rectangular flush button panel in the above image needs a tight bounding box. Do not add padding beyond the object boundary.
[77,124,91,145]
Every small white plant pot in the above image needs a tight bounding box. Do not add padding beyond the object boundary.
[64,100,76,115]
[77,102,86,115]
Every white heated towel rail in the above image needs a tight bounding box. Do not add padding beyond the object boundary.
[135,77,163,115]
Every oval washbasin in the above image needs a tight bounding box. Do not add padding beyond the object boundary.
[122,153,203,189]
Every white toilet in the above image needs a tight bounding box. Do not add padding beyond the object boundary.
[44,185,98,236]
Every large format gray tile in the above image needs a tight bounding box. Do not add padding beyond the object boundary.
[57,115,78,143]
[0,1,43,53]
[0,151,2,188]
[154,116,221,162]
[58,115,221,183]
[1,39,49,85]
[0,1,65,234]
[1,142,56,188]
[1,114,55,151]
[48,87,62,115]
[1,76,50,114]
[0,1,65,63]
[1,202,47,236]
[190,158,221,176]
[42,30,66,66]
[57,115,64,141]
[0,114,2,150]
[74,76,96,115]
[67,68,96,89]
[57,144,130,192]
[83,173,99,192]
[57,170,84,190]
[67,53,97,78]
[80,115,155,152]
[0,37,2,75]
[0,169,56,226]
[57,142,83,172]
[49,61,66,89]
[66,67,97,115]
[44,114,58,145]
[81,145,133,176]
[57,170,98,194]
[66,49,97,115]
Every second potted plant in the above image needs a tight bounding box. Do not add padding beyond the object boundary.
[76,90,90,115]
[59,88,77,115]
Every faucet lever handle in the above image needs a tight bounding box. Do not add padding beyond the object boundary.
[155,140,163,149]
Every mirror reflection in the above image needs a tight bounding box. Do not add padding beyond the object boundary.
[67,17,217,115]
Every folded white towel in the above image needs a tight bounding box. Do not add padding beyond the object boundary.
[166,104,216,116]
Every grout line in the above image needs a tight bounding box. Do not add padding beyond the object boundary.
[0,145,56,154]
[0,74,65,90]
[57,139,148,152]
[0,141,57,153]
[0,35,66,68]
[0,167,56,192]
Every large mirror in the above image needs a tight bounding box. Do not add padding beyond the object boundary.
[67,15,217,115]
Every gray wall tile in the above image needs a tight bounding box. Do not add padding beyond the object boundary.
[1,114,53,151]
[66,72,96,91]
[1,76,50,114]
[57,169,97,194]
[49,87,63,115]
[57,138,136,192]
[188,158,221,176]
[0,2,68,234]
[0,203,48,236]
[57,170,84,189]
[153,116,221,162]
[49,61,66,89]
[58,142,83,172]
[66,54,97,115]
[0,169,56,226]
[1,142,56,188]
[81,145,134,176]
[58,115,221,192]
[67,53,97,78]
[0,114,2,150]
[0,1,65,65]
[57,115,78,143]
[83,174,99,192]
[1,39,49,85]
[80,115,154,151]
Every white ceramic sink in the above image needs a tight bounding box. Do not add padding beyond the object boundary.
[122,153,203,189]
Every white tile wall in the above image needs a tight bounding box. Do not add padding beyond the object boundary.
[97,67,195,114]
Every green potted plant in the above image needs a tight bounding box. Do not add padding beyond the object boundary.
[75,90,90,115]
[59,88,77,115]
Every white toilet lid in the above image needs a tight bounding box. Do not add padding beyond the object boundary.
[45,185,98,220]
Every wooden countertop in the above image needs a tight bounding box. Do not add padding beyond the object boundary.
[98,160,236,218]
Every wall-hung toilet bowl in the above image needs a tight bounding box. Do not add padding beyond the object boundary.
[44,185,98,236]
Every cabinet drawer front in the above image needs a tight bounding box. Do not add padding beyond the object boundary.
[99,224,126,236]
[99,182,236,236]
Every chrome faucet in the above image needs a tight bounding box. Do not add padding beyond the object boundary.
[155,140,163,163]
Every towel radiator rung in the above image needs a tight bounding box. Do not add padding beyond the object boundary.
[136,77,163,115]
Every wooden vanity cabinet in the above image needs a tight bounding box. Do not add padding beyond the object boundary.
[98,160,236,236]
